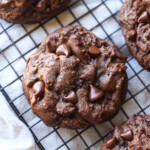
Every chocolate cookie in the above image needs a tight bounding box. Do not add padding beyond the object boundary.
[101,114,150,149]
[119,0,150,71]
[22,25,128,129]
[0,0,70,24]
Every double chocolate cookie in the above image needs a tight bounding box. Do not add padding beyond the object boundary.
[101,114,150,149]
[119,0,150,71]
[22,25,128,129]
[0,0,70,24]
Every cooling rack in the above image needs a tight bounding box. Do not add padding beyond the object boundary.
[1,0,150,149]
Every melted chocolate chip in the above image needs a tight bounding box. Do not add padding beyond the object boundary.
[34,0,47,12]
[56,44,71,57]
[106,137,117,149]
[127,29,137,41]
[89,46,100,56]
[143,0,150,6]
[138,11,149,23]
[121,129,133,141]
[89,85,103,102]
[33,81,45,96]
[64,91,78,103]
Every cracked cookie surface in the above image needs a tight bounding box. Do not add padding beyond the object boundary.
[0,0,70,24]
[101,114,150,150]
[119,0,150,71]
[23,25,128,129]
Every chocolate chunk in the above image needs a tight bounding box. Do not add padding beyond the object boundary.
[56,44,71,57]
[127,30,137,41]
[89,46,100,56]
[34,0,47,12]
[143,0,150,6]
[121,129,133,141]
[64,91,78,103]
[138,11,149,23]
[89,85,103,102]
[33,81,45,96]
[106,137,117,149]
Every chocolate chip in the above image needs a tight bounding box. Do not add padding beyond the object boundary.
[64,91,78,103]
[33,81,45,96]
[121,129,133,141]
[138,11,149,23]
[127,29,137,41]
[143,0,150,6]
[89,46,100,56]
[56,44,71,57]
[106,137,117,149]
[89,85,103,102]
[34,0,47,12]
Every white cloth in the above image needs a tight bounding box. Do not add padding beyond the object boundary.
[0,93,38,150]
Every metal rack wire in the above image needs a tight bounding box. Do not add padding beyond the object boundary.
[1,0,150,149]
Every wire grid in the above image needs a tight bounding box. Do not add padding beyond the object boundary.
[0,0,150,149]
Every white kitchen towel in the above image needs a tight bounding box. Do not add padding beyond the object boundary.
[0,92,39,150]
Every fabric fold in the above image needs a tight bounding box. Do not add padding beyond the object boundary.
[0,92,39,150]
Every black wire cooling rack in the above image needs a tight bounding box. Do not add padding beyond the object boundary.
[1,0,150,149]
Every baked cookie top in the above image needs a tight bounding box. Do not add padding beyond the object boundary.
[119,0,150,71]
[101,114,150,149]
[0,0,70,24]
[23,25,127,129]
